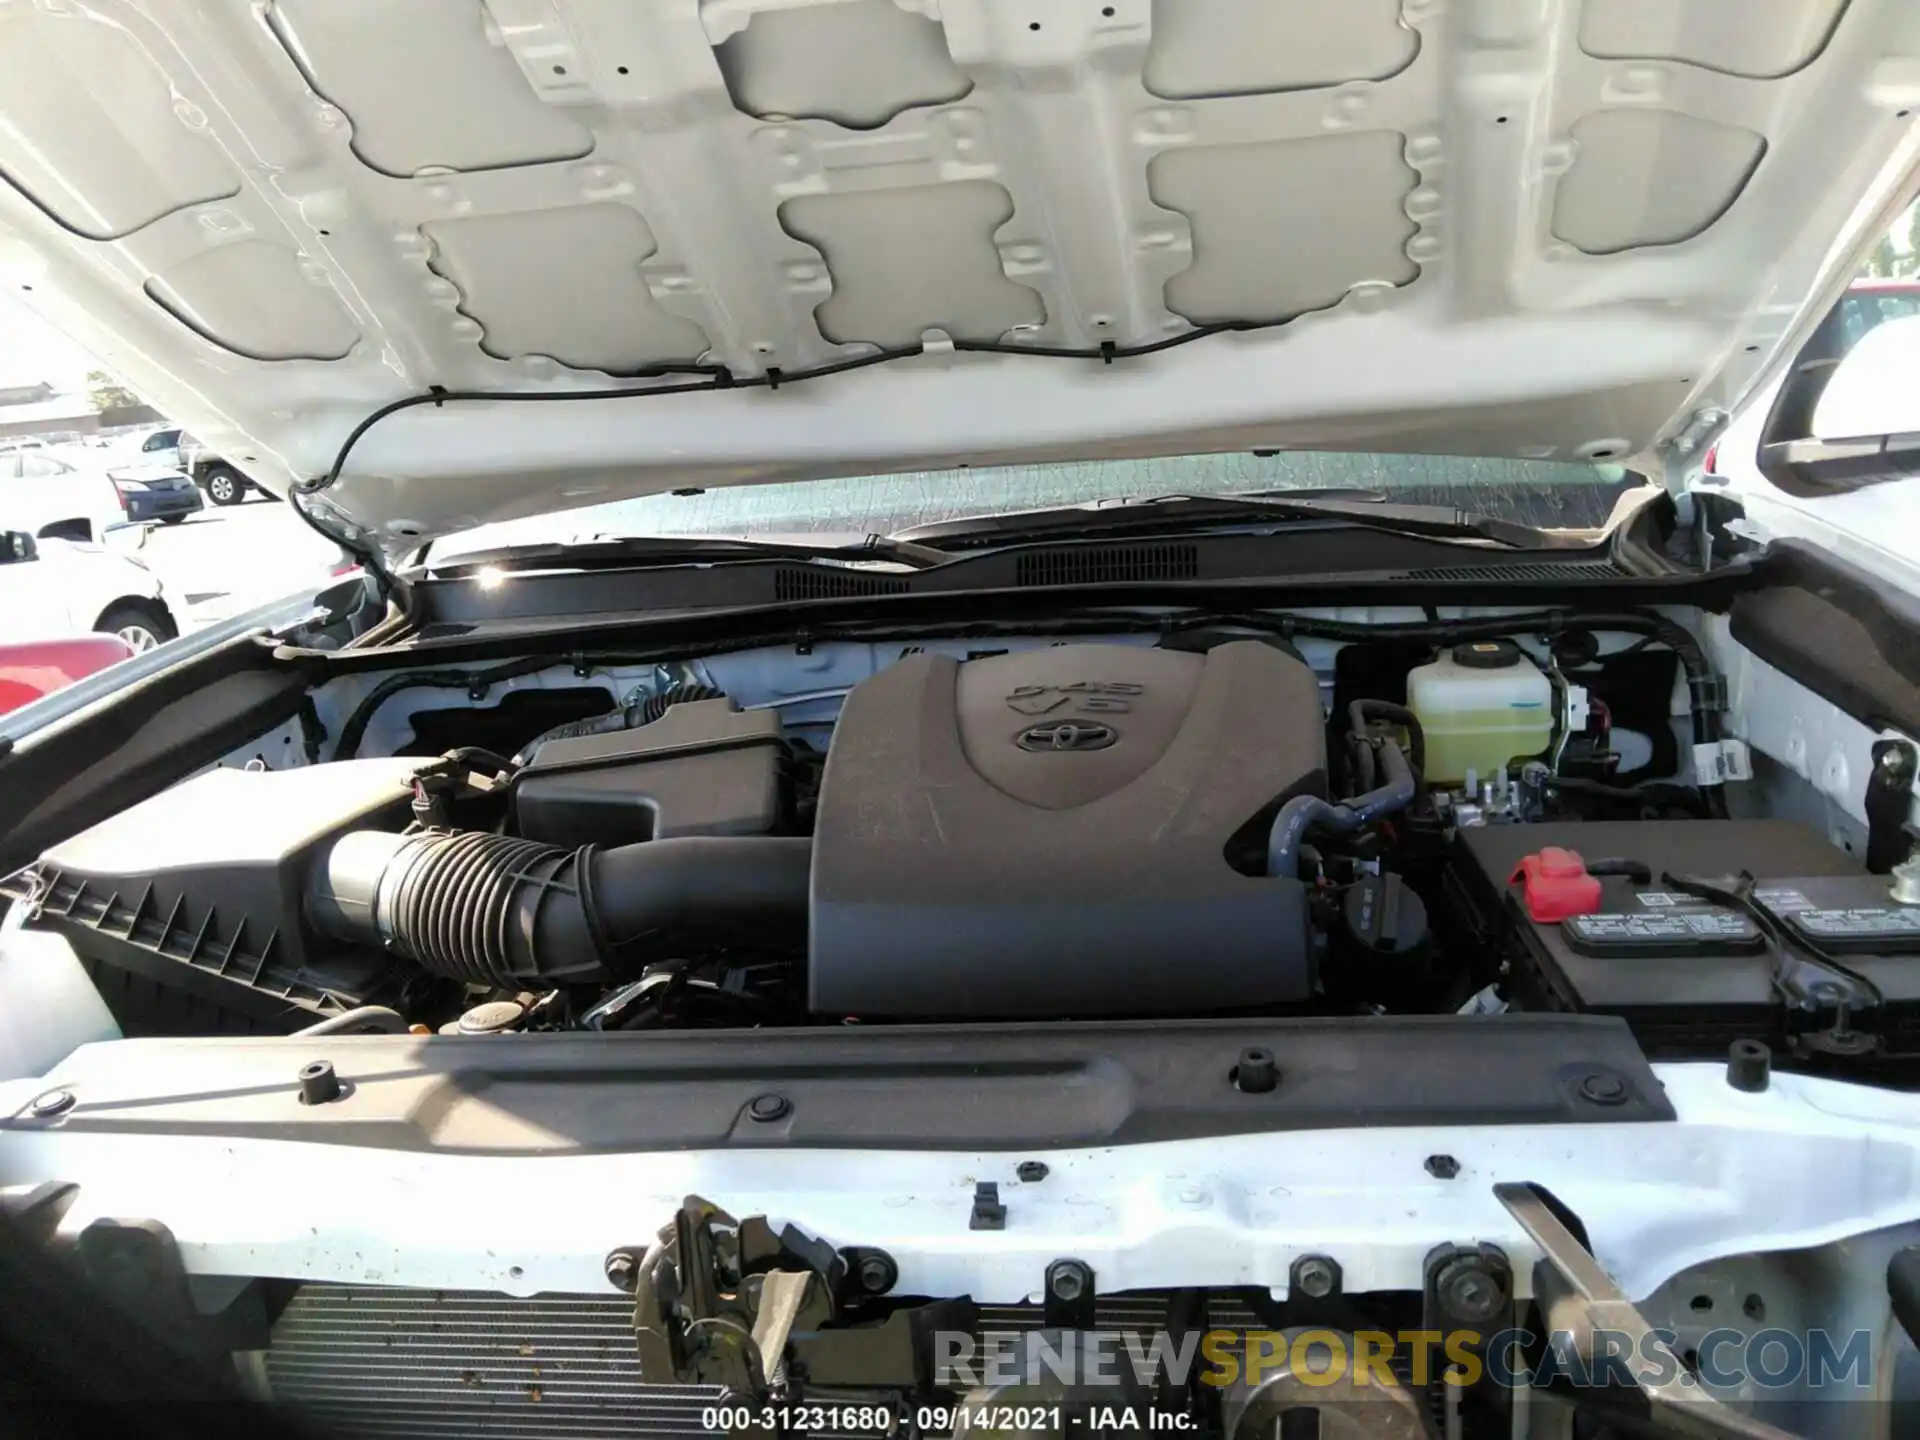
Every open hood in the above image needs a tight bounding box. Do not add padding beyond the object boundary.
[2,0,1917,558]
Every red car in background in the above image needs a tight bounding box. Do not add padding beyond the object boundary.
[0,632,135,716]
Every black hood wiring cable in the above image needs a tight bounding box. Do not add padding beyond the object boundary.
[296,324,1264,502]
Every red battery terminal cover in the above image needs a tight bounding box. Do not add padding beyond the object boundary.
[1509,847,1603,923]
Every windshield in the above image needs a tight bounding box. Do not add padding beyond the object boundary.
[432,450,1636,561]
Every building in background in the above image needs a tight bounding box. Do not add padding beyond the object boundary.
[0,298,159,443]
[0,370,160,443]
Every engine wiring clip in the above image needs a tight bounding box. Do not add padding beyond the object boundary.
[628,1195,976,1414]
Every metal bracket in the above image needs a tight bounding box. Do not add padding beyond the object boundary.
[749,1269,814,1390]
[1664,407,1732,501]
[1495,1183,1805,1440]
[630,1194,978,1400]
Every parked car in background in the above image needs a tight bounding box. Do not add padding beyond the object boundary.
[0,442,202,540]
[125,426,262,506]
[0,527,178,653]
[127,425,187,471]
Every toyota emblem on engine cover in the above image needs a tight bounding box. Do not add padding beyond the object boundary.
[1017,721,1118,753]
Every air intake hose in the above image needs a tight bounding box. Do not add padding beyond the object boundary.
[307,830,811,987]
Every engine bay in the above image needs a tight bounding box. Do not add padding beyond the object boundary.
[9,608,1917,1078]
[9,599,1920,1440]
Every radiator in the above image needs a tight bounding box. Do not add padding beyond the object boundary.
[265,1286,703,1437]
[263,1285,1239,1439]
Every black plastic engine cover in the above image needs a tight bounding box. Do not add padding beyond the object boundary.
[809,642,1326,1017]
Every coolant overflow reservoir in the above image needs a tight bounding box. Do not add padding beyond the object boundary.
[1406,640,1553,785]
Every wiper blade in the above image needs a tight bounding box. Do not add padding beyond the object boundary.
[893,492,1579,551]
[431,532,950,576]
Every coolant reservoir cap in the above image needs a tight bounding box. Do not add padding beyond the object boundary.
[456,999,527,1034]
[1452,640,1522,669]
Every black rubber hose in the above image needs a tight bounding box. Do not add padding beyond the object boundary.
[1346,699,1427,804]
[1268,738,1416,879]
[1350,736,1375,794]
[512,682,725,765]
[308,830,811,987]
[1347,700,1426,778]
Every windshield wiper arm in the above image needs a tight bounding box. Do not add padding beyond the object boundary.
[431,532,951,577]
[893,493,1578,551]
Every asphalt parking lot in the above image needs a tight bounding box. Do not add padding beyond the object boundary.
[132,493,344,632]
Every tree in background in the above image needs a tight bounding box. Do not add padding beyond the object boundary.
[1861,201,1920,279]
[1866,236,1902,278]
[85,369,141,413]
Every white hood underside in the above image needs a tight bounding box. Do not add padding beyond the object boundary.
[1,0,1917,551]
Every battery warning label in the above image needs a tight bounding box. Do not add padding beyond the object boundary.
[1790,908,1920,939]
[1567,912,1760,943]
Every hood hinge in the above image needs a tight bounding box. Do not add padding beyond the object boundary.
[1661,406,1732,502]
[289,486,397,602]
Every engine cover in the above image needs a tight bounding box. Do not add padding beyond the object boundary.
[809,641,1326,1017]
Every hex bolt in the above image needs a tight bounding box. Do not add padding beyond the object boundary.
[1047,1259,1093,1303]
[297,1060,342,1105]
[1017,1161,1050,1183]
[1292,1255,1340,1300]
[604,1251,638,1292]
[1425,1154,1461,1180]
[855,1252,898,1296]
[1234,1046,1279,1094]
[1437,1257,1508,1323]
[1578,1072,1628,1106]
[747,1093,792,1123]
[29,1089,74,1119]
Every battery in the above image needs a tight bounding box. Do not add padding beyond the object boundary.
[1449,820,1920,1055]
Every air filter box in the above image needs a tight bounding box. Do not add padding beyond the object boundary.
[510,698,787,847]
[11,760,437,1032]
